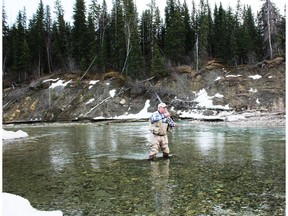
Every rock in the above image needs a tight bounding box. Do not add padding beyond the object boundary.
[2,63,285,124]
[120,98,126,105]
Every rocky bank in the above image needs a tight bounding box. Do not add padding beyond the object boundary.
[2,59,286,125]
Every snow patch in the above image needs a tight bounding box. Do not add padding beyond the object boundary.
[49,79,72,89]
[3,193,63,216]
[194,89,230,110]
[2,129,28,140]
[249,88,257,93]
[85,98,95,105]
[109,89,116,98]
[249,74,262,80]
[214,76,222,81]
[89,80,99,89]
[226,75,241,78]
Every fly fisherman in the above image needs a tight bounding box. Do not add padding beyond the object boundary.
[148,102,176,161]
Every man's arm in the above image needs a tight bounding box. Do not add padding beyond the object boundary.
[167,117,176,127]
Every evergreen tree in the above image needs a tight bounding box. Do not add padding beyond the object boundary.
[109,0,126,71]
[182,0,193,59]
[121,0,144,78]
[27,0,46,77]
[11,11,30,81]
[45,5,52,73]
[72,0,88,70]
[87,0,101,71]
[164,1,186,65]
[212,3,227,62]
[17,39,32,81]
[52,0,72,71]
[224,7,237,64]
[2,6,10,74]
[258,0,282,59]
[241,6,261,64]
[206,4,214,59]
[277,15,286,56]
[153,7,163,48]
[195,0,210,65]
[98,0,110,72]
[140,10,153,73]
[151,43,168,77]
[140,0,164,77]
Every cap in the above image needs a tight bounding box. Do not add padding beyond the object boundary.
[158,102,167,108]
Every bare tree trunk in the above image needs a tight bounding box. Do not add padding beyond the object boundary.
[38,54,41,77]
[196,33,199,71]
[122,22,132,74]
[267,0,273,59]
[46,42,52,74]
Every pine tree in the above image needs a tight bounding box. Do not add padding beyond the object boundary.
[140,10,153,73]
[2,6,10,74]
[212,3,227,62]
[17,39,32,81]
[195,0,210,65]
[241,6,261,64]
[27,0,46,77]
[72,0,88,70]
[52,0,72,71]
[258,0,282,59]
[164,0,186,65]
[109,0,126,71]
[121,0,144,78]
[11,11,31,81]
[140,0,164,77]
[45,5,52,73]
[98,0,110,72]
[182,0,193,59]
[87,0,100,72]
[151,42,168,77]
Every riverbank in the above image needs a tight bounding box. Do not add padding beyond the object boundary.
[189,111,286,127]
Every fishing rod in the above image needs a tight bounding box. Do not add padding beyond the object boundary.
[145,77,163,103]
[143,77,178,126]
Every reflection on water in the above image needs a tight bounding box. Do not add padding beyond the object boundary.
[3,122,285,215]
[150,160,171,216]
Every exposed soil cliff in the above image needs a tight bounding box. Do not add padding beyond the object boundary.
[2,59,285,124]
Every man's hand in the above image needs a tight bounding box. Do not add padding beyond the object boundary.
[164,112,171,118]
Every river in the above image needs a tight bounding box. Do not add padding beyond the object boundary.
[3,121,285,215]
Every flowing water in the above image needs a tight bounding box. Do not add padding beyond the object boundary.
[3,121,285,215]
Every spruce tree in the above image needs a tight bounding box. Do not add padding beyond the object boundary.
[27,0,46,77]
[45,5,52,73]
[258,0,282,59]
[72,0,88,70]
[121,0,144,78]
[52,0,72,71]
[2,6,10,74]
[109,0,126,71]
[98,0,110,73]
[182,0,193,59]
[164,1,186,65]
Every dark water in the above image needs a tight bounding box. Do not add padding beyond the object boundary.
[3,122,285,215]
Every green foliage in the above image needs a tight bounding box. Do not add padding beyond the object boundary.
[72,0,88,69]
[2,0,286,84]
[164,1,186,65]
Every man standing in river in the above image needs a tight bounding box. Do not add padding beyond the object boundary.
[148,102,176,161]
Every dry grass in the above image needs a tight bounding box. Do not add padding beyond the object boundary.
[174,65,196,74]
[103,71,126,81]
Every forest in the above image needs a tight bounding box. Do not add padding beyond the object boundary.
[2,0,286,85]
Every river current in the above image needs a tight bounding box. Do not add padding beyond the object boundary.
[3,121,285,215]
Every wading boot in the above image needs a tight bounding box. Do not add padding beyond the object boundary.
[163,152,170,159]
[148,155,156,161]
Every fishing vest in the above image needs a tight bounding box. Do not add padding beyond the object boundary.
[150,120,168,136]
